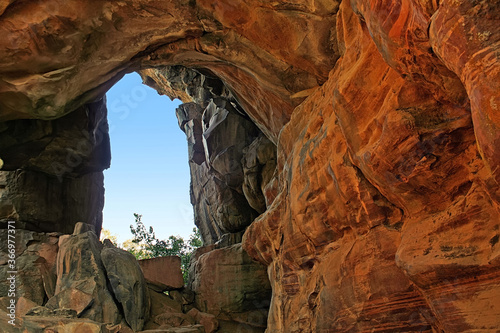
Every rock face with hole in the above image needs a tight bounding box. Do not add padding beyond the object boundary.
[1,0,500,332]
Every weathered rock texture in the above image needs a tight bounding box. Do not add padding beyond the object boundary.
[102,241,150,332]
[138,256,184,291]
[54,224,122,324]
[143,65,277,248]
[190,244,271,332]
[1,0,500,332]
[162,66,275,329]
[0,224,220,332]
[0,98,110,234]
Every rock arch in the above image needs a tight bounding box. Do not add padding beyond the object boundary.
[1,0,500,332]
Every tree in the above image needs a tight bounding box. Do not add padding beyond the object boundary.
[100,229,120,246]
[126,213,202,283]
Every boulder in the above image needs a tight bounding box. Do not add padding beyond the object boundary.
[102,242,150,332]
[0,307,22,332]
[139,256,184,291]
[190,244,271,330]
[54,228,121,324]
[144,288,183,330]
[28,232,60,299]
[168,289,195,309]
[0,230,59,305]
[16,297,38,317]
[186,308,218,333]
[45,288,93,316]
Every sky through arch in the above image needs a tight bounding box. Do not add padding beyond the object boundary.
[102,72,194,243]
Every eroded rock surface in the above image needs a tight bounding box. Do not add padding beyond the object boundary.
[243,1,500,331]
[190,244,271,331]
[138,256,184,291]
[0,98,110,234]
[0,230,59,306]
[55,224,121,324]
[102,241,150,332]
[163,66,276,245]
[1,0,500,332]
[0,224,216,333]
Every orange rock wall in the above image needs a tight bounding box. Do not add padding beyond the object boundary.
[243,0,500,331]
[1,0,500,331]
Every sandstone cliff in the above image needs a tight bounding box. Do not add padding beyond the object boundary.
[1,0,500,332]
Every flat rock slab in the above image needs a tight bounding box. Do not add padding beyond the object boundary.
[139,256,184,291]
[21,316,105,333]
[139,325,204,333]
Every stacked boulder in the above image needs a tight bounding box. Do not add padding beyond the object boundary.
[0,223,218,333]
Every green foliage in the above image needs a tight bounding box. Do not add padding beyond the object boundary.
[126,213,203,283]
[100,229,119,246]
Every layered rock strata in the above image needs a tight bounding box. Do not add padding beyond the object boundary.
[0,0,499,332]
[190,244,271,332]
[0,99,110,234]
[154,66,277,246]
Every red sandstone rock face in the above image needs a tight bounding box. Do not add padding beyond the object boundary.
[1,0,500,332]
[243,0,500,331]
[0,0,338,142]
[190,244,271,331]
[0,0,203,120]
[429,0,500,203]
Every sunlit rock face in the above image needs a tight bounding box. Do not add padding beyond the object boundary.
[1,0,500,332]
[244,1,500,331]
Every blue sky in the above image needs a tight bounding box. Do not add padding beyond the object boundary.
[103,72,195,243]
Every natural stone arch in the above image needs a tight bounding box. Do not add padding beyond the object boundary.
[1,0,500,332]
[0,0,338,238]
[0,0,339,142]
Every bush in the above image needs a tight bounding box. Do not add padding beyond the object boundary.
[126,213,202,283]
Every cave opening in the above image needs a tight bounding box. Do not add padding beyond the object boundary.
[0,63,274,331]
[102,72,195,245]
[1,0,500,330]
[100,66,275,332]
